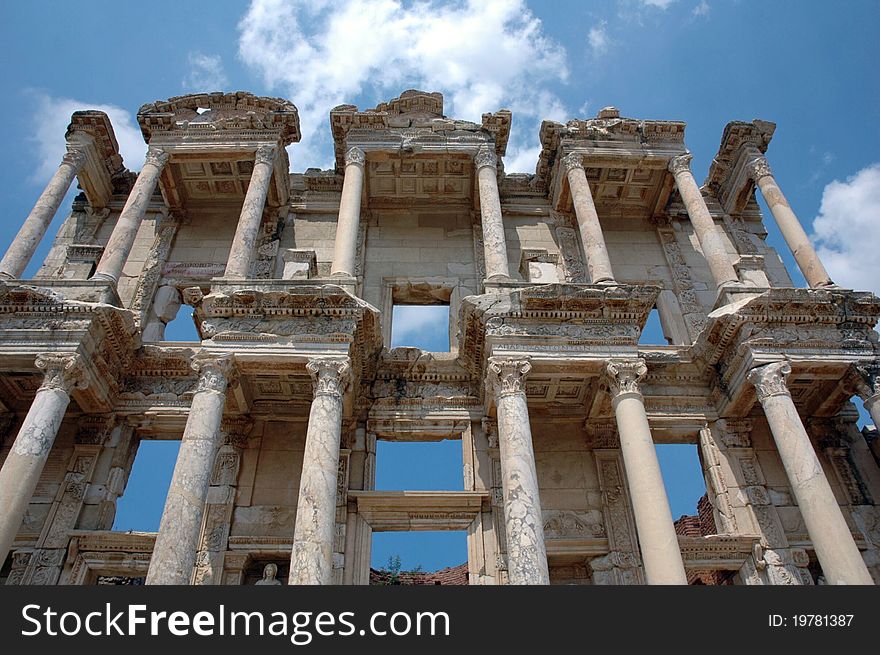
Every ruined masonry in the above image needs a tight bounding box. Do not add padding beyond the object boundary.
[0,90,878,586]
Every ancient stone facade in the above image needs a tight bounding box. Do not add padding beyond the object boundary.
[0,90,878,585]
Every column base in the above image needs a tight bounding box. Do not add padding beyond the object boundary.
[713,281,763,311]
[89,272,118,285]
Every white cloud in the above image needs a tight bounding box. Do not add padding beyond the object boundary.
[588,22,609,57]
[237,0,569,173]
[692,1,710,17]
[182,52,229,91]
[641,0,677,8]
[390,305,449,349]
[812,163,880,295]
[27,91,144,183]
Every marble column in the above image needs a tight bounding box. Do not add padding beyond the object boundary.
[0,149,87,279]
[290,357,350,585]
[92,146,169,284]
[331,147,366,277]
[224,145,277,278]
[146,353,234,585]
[475,148,510,281]
[605,359,688,584]
[850,364,880,430]
[562,152,615,284]
[748,361,873,584]
[487,357,549,585]
[0,354,86,565]
[746,152,833,288]
[668,154,739,289]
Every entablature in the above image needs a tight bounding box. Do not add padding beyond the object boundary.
[695,287,880,416]
[703,118,776,215]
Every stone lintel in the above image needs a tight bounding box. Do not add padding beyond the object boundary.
[350,490,490,530]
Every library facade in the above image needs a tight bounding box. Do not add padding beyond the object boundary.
[0,90,878,585]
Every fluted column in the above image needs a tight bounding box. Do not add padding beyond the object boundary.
[146,353,234,585]
[0,148,87,279]
[851,364,880,429]
[487,357,549,585]
[745,152,832,288]
[475,148,510,281]
[289,357,350,585]
[748,362,872,584]
[92,146,169,284]
[668,154,739,289]
[562,152,615,284]
[0,354,86,565]
[605,359,687,584]
[331,147,365,277]
[224,145,277,278]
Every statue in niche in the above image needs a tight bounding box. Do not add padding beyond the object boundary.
[255,563,282,585]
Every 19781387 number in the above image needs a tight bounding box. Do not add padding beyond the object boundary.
[769,615,854,627]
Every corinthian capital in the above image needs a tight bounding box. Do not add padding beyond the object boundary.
[192,353,235,394]
[307,357,351,398]
[144,147,170,169]
[35,353,87,393]
[747,361,791,401]
[604,359,647,397]
[254,145,277,167]
[487,357,531,397]
[745,153,773,182]
[473,147,497,171]
[61,148,88,170]
[848,364,880,400]
[344,146,365,168]
[667,153,693,176]
[561,152,584,173]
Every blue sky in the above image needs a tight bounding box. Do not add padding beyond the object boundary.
[4,1,877,575]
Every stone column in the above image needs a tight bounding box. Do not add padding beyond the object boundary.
[92,146,170,284]
[331,147,366,277]
[746,153,833,288]
[668,154,739,289]
[850,364,880,430]
[748,361,873,584]
[0,149,87,279]
[487,357,549,585]
[290,357,350,585]
[146,353,234,585]
[224,145,277,278]
[0,354,86,565]
[562,152,615,284]
[474,148,510,281]
[605,360,687,584]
